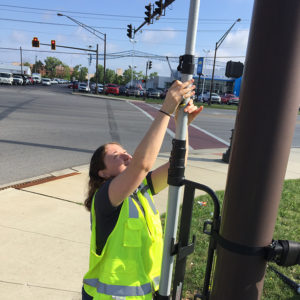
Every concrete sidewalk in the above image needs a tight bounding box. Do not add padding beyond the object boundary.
[0,148,300,299]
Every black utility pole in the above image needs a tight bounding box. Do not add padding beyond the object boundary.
[143,61,148,100]
[20,46,23,75]
[208,18,240,105]
[210,1,300,299]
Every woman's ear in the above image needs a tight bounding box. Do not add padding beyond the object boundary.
[98,170,107,179]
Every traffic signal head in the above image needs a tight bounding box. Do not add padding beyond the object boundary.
[51,40,56,50]
[154,0,163,16]
[127,24,133,39]
[148,61,152,69]
[144,4,152,24]
[32,37,39,47]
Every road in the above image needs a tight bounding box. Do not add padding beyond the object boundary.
[0,84,299,186]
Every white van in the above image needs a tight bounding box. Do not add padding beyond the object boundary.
[0,72,13,85]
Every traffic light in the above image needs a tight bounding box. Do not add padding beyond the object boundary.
[51,40,56,50]
[144,3,152,24]
[127,24,133,39]
[225,61,244,78]
[148,61,152,69]
[32,37,39,47]
[154,0,163,16]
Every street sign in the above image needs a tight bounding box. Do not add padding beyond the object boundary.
[197,57,204,74]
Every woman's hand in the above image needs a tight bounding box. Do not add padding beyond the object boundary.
[175,99,203,125]
[161,79,196,115]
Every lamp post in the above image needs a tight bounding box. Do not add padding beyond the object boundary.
[57,13,107,94]
[200,49,210,100]
[208,18,241,105]
[129,39,137,87]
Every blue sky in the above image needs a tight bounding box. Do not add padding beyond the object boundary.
[0,0,255,77]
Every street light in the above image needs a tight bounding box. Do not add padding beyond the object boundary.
[208,18,241,105]
[200,49,210,100]
[57,13,107,94]
[129,39,137,87]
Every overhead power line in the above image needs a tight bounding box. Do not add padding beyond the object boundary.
[0,18,248,33]
[0,4,250,22]
[0,47,245,62]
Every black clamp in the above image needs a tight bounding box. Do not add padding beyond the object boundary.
[168,139,186,186]
[177,54,195,75]
[170,236,196,260]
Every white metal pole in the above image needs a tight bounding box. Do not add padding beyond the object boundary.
[158,0,201,296]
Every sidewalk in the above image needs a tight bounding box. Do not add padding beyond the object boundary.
[1,148,300,299]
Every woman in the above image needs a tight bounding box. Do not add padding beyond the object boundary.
[82,79,203,300]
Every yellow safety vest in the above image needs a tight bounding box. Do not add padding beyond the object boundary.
[83,178,163,299]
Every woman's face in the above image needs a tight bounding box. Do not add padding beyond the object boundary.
[99,144,132,179]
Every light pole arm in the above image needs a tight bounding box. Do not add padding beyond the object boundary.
[57,13,105,41]
[216,19,240,50]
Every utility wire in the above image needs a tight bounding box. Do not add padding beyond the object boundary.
[0,18,249,33]
[0,4,250,22]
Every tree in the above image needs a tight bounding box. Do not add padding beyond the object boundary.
[122,68,133,85]
[44,57,62,78]
[23,62,31,67]
[105,69,116,84]
[79,67,88,82]
[94,64,104,84]
[72,64,81,81]
[32,60,44,73]
[149,72,158,79]
[61,64,71,80]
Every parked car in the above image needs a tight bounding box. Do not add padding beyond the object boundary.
[78,82,90,93]
[200,92,221,104]
[50,79,58,84]
[104,84,119,95]
[41,78,51,86]
[90,83,104,93]
[221,93,240,105]
[126,87,141,97]
[147,88,161,99]
[13,75,23,85]
[68,81,79,89]
[119,86,128,95]
[0,72,13,85]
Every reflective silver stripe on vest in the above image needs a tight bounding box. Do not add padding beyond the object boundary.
[153,275,160,288]
[139,183,157,215]
[128,196,139,218]
[83,278,152,296]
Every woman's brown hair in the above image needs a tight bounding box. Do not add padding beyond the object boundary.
[84,142,120,211]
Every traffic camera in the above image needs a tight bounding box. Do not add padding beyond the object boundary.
[127,24,133,39]
[32,37,39,47]
[51,40,56,50]
[144,4,152,24]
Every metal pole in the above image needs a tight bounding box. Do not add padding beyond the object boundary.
[208,44,217,105]
[103,34,106,88]
[144,61,148,100]
[95,44,99,95]
[201,51,210,99]
[210,1,300,299]
[158,0,200,297]
[20,46,23,75]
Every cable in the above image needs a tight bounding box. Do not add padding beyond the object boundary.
[0,4,250,22]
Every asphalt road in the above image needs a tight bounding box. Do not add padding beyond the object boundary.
[0,84,299,186]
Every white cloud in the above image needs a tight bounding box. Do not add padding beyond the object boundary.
[140,27,177,43]
[10,30,28,44]
[216,29,249,63]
